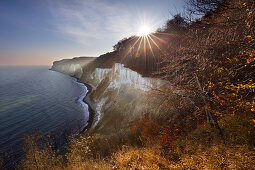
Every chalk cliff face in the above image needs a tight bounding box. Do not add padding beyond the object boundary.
[51,57,95,78]
[51,58,168,134]
[52,63,83,78]
[89,63,163,91]
[85,63,166,129]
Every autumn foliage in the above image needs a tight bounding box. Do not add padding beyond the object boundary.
[12,0,255,169]
[159,0,255,143]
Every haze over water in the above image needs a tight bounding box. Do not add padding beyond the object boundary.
[0,66,89,163]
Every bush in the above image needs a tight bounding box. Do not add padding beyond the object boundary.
[112,146,171,169]
[130,113,162,144]
[20,131,63,169]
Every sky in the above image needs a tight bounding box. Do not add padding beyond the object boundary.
[0,0,185,66]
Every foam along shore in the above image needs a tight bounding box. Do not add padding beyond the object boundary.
[81,81,99,133]
[69,77,98,133]
[50,67,98,134]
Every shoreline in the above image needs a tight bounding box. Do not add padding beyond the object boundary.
[80,81,97,133]
[49,69,97,134]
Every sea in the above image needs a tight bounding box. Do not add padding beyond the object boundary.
[0,66,89,168]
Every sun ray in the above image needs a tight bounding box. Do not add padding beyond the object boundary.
[124,35,137,44]
[154,32,176,37]
[147,35,165,55]
[125,36,141,55]
[143,37,147,70]
[143,36,147,56]
[121,36,142,63]
[150,34,167,44]
[145,35,155,58]
[136,36,144,58]
[130,36,142,49]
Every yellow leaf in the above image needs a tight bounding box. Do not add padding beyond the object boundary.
[245,35,252,38]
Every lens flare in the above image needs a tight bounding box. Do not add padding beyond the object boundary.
[138,25,152,36]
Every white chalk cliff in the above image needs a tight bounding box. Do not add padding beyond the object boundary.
[52,63,83,78]
[89,63,163,91]
[51,60,168,133]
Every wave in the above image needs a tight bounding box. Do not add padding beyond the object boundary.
[72,78,89,131]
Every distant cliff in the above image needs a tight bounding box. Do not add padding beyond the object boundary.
[51,57,95,78]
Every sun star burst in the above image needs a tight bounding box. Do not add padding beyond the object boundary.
[138,25,152,36]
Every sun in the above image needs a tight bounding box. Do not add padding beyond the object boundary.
[138,25,152,36]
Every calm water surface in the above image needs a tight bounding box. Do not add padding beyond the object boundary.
[0,66,89,164]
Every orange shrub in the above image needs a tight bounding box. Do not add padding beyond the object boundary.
[160,126,175,145]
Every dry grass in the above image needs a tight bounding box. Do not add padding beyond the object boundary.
[17,114,255,170]
[112,146,172,169]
